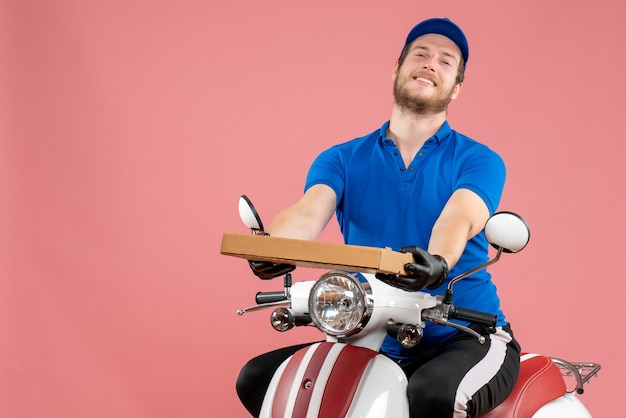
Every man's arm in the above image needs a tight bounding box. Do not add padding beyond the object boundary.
[427,188,491,270]
[267,184,337,240]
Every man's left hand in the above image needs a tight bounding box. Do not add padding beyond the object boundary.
[375,246,448,291]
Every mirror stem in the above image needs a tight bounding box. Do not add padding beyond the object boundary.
[283,273,292,298]
[445,247,504,294]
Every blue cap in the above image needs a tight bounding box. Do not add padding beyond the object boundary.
[403,18,469,65]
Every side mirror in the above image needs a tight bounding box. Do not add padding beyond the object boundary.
[238,195,265,233]
[484,212,530,253]
[445,211,530,297]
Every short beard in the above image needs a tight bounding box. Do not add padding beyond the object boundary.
[393,78,454,116]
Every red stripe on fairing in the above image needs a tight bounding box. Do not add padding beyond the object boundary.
[271,343,334,418]
[272,346,309,418]
[318,345,378,417]
[291,343,334,417]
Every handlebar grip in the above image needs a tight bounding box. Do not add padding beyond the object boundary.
[294,315,311,327]
[255,291,287,304]
[450,307,497,328]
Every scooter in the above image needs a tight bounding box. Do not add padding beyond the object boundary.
[224,196,601,417]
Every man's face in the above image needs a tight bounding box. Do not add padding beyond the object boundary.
[393,33,463,115]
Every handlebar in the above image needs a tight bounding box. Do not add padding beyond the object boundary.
[255,291,287,304]
[449,306,497,329]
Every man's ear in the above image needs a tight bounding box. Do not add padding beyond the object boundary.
[392,61,399,82]
[450,82,463,101]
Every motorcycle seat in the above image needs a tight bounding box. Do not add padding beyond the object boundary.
[482,353,566,418]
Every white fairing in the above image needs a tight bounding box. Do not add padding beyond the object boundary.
[344,354,410,417]
[259,344,409,418]
[532,392,592,418]
[289,281,314,314]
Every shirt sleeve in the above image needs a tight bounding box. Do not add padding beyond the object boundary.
[455,144,506,214]
[304,145,345,203]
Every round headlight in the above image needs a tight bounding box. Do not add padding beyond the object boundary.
[308,271,370,338]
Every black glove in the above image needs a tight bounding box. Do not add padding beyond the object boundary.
[375,246,448,291]
[248,260,295,280]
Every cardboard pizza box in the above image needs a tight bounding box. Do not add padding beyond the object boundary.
[220,233,413,275]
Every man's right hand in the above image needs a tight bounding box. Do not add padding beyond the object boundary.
[248,260,295,280]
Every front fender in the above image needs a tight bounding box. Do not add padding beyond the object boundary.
[260,342,409,418]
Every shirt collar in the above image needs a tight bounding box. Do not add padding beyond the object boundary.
[378,120,452,145]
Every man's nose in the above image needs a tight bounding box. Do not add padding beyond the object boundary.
[422,56,436,71]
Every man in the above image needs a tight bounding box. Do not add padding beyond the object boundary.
[236,17,520,417]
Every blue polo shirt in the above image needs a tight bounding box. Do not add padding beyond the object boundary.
[305,121,507,357]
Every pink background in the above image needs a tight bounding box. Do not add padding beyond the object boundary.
[2,1,624,417]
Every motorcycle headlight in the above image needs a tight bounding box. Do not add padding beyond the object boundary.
[308,271,371,338]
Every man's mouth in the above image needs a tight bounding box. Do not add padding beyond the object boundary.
[413,76,435,87]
